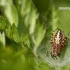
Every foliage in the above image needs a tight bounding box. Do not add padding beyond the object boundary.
[0,0,70,70]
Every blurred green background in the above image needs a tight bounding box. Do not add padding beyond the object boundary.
[0,0,70,70]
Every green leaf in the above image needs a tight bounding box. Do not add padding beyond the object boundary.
[53,0,70,35]
[21,33,30,47]
[0,32,5,47]
[11,24,20,43]
[19,0,38,35]
[0,0,18,27]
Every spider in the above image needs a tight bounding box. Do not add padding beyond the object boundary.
[50,28,67,58]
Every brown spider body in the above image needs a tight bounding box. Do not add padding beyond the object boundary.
[50,29,67,57]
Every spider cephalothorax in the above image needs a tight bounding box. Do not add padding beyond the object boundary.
[50,28,67,57]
